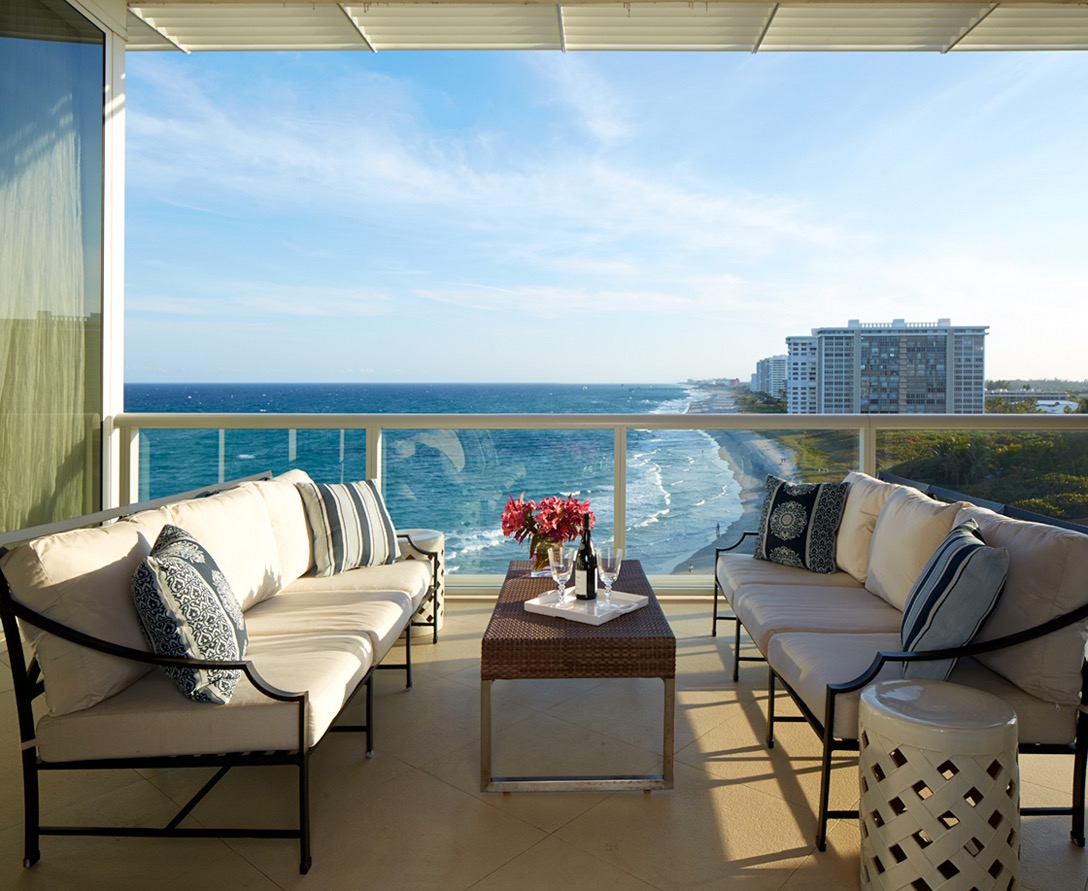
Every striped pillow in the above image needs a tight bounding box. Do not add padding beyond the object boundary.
[901,519,1009,681]
[296,480,399,577]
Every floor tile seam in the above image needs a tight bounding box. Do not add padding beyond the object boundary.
[535,707,668,762]
[459,835,554,890]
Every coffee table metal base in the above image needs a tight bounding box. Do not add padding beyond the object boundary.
[480,677,675,793]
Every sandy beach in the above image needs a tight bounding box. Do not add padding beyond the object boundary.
[668,389,798,574]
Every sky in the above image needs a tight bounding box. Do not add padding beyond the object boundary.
[124,49,1088,384]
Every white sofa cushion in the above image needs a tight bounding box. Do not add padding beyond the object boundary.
[250,470,315,585]
[767,631,1079,744]
[244,590,412,664]
[716,553,860,601]
[0,509,168,716]
[957,505,1088,705]
[836,472,899,583]
[34,629,375,761]
[864,487,961,611]
[279,560,432,611]
[732,584,901,653]
[167,484,283,611]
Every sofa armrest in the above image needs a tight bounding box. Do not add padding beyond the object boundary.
[826,598,1088,705]
[2,589,300,705]
[397,530,441,596]
[715,531,757,558]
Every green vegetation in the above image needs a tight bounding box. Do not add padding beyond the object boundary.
[733,388,787,413]
[877,431,1088,523]
[772,430,858,483]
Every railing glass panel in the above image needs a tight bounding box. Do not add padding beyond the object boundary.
[382,427,615,574]
[876,428,1088,524]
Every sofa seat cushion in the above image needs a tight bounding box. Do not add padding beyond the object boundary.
[865,487,962,611]
[716,553,859,601]
[244,590,413,664]
[250,470,315,585]
[167,484,283,611]
[279,560,432,611]
[766,631,1078,744]
[0,509,169,716]
[34,630,375,762]
[733,585,901,653]
[957,505,1088,705]
[836,472,900,583]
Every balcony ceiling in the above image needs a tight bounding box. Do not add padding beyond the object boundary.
[125,1,1088,53]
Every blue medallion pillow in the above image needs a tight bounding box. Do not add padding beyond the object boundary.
[901,519,1009,681]
[753,476,849,573]
[131,524,248,704]
[296,479,399,577]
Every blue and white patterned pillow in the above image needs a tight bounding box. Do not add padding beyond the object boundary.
[296,479,399,577]
[901,519,1009,681]
[753,476,849,573]
[131,525,248,704]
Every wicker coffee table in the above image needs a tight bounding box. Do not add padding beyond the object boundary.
[480,559,676,792]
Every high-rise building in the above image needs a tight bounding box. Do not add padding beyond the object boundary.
[787,337,819,414]
[785,319,987,414]
[753,354,787,398]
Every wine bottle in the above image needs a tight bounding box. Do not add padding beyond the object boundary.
[574,513,597,600]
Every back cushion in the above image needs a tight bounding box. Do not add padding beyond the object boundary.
[958,505,1088,705]
[167,485,283,611]
[836,472,900,583]
[0,509,169,715]
[865,487,961,610]
[250,470,315,584]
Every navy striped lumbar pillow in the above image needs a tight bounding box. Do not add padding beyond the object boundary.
[901,519,1009,681]
[296,480,399,577]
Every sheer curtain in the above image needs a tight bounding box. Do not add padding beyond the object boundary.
[0,2,104,532]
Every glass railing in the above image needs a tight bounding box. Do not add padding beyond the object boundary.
[114,412,1088,586]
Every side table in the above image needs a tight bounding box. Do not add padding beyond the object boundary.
[859,680,1019,891]
[400,528,445,639]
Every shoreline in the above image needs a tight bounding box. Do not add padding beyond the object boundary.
[669,390,799,574]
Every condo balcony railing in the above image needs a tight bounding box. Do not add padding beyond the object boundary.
[114,411,1088,591]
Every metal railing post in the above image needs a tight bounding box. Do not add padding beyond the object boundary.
[614,425,627,549]
[366,424,382,484]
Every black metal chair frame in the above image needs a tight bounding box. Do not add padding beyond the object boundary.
[709,479,1088,851]
[766,607,1088,851]
[711,531,763,682]
[0,476,441,874]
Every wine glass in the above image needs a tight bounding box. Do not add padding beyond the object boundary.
[548,544,574,604]
[597,546,623,607]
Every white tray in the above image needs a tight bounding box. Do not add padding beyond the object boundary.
[523,589,649,625]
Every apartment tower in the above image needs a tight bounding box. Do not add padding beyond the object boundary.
[786,319,987,414]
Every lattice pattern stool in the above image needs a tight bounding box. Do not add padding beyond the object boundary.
[859,680,1019,891]
[400,528,445,639]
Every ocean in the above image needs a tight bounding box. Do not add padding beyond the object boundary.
[125,382,746,575]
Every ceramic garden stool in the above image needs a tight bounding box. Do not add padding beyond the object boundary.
[858,679,1019,891]
[400,528,445,638]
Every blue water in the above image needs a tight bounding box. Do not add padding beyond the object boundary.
[125,382,743,574]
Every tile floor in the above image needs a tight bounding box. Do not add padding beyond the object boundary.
[1,602,1085,890]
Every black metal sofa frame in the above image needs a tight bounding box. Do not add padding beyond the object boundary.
[710,474,1088,852]
[0,474,440,875]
